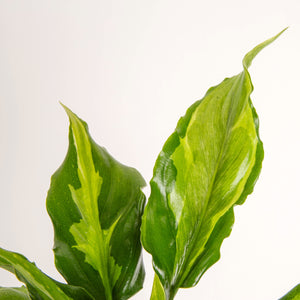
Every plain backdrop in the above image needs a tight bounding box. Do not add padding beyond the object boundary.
[0,1,299,299]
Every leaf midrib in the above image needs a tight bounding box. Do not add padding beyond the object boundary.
[174,73,246,287]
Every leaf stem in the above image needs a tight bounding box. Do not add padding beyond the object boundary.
[104,288,112,300]
[165,286,178,300]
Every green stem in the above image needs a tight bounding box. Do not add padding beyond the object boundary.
[105,289,112,300]
[103,275,112,300]
[165,286,178,300]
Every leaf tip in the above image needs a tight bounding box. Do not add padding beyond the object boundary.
[242,27,288,69]
[60,102,73,118]
[59,103,82,128]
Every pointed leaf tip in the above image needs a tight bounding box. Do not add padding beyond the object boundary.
[60,102,75,120]
[59,101,68,111]
[243,27,288,69]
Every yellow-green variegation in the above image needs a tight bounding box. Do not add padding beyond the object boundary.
[46,106,146,300]
[141,29,287,300]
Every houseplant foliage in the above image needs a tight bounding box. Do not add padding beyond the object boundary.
[46,105,146,300]
[140,28,294,300]
[0,107,146,300]
[0,29,298,300]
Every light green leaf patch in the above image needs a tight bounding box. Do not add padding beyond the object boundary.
[62,105,122,299]
[142,29,287,299]
[150,274,166,300]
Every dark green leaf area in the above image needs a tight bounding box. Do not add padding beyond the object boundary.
[141,100,203,287]
[0,286,30,300]
[110,191,146,300]
[46,108,146,300]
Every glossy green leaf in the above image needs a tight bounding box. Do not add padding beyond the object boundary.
[279,284,300,300]
[0,247,73,299]
[46,105,146,300]
[0,286,30,300]
[141,29,286,299]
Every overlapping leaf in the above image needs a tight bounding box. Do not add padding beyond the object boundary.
[141,29,286,299]
[150,274,166,300]
[0,286,30,300]
[46,106,146,300]
[0,247,90,300]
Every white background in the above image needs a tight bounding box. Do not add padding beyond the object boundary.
[0,1,299,299]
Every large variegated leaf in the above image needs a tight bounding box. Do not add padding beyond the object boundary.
[280,284,300,300]
[141,29,286,299]
[0,247,90,299]
[46,105,146,300]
